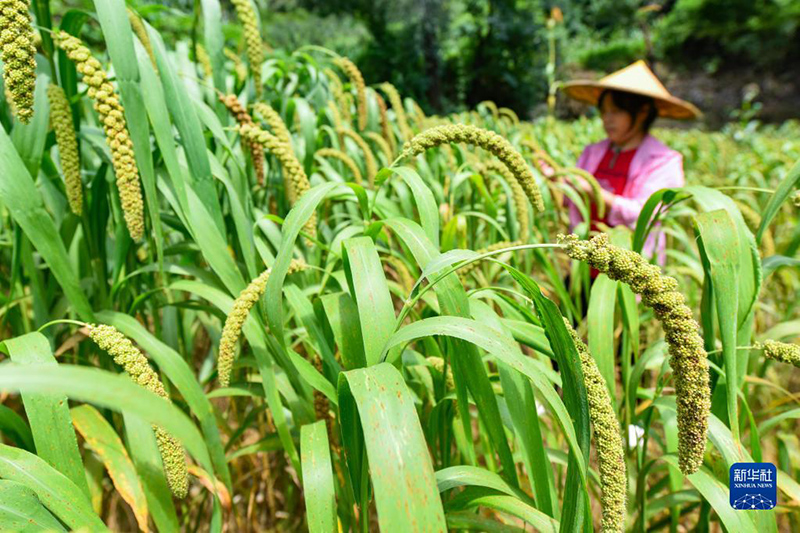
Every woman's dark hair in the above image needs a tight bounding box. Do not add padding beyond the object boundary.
[599,89,658,133]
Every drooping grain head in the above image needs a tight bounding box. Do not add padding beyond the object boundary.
[334,57,367,131]
[402,124,545,212]
[559,233,710,475]
[47,84,82,216]
[219,93,265,185]
[380,82,411,141]
[499,107,520,126]
[127,9,157,71]
[224,47,248,82]
[756,340,800,368]
[253,102,292,147]
[0,0,37,123]
[217,260,307,386]
[231,0,263,96]
[364,131,393,166]
[324,68,352,126]
[87,324,189,498]
[239,123,315,236]
[338,128,377,187]
[477,160,530,242]
[374,92,396,155]
[195,43,213,79]
[564,320,626,533]
[54,31,145,241]
[315,148,362,185]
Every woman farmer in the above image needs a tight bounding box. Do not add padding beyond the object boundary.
[559,60,700,259]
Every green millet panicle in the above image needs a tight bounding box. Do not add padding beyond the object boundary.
[253,102,292,147]
[239,123,306,203]
[0,0,37,123]
[127,9,157,71]
[326,99,343,130]
[239,124,317,240]
[479,100,500,123]
[385,254,416,293]
[55,31,144,241]
[459,240,521,280]
[552,166,606,219]
[756,340,800,368]
[521,139,561,176]
[402,124,545,212]
[736,201,774,256]
[87,324,189,498]
[380,82,411,141]
[440,143,458,172]
[195,43,212,79]
[217,260,306,386]
[47,84,82,216]
[411,99,426,128]
[334,57,367,131]
[224,48,248,82]
[231,0,263,96]
[338,128,377,187]
[498,107,519,125]
[375,92,396,155]
[325,68,352,126]
[365,131,393,166]
[477,160,530,242]
[426,356,455,390]
[219,93,265,185]
[559,233,710,475]
[565,320,626,533]
[315,148,362,185]
[793,190,800,208]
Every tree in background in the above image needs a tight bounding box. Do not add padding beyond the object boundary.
[260,0,799,120]
[654,0,800,73]
[294,0,549,116]
[454,0,546,114]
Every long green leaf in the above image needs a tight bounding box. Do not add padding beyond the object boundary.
[301,421,337,533]
[145,21,225,233]
[756,155,800,243]
[0,364,213,475]
[695,209,741,440]
[0,479,66,532]
[0,126,93,320]
[382,316,587,483]
[0,405,34,451]
[587,273,617,400]
[338,363,447,532]
[0,444,107,531]
[501,264,591,532]
[1,333,89,498]
[342,237,396,366]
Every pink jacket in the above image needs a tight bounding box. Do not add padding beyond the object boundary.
[568,134,685,259]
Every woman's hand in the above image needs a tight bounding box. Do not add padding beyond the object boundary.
[572,174,615,208]
[600,188,615,208]
[572,174,594,194]
[537,158,556,177]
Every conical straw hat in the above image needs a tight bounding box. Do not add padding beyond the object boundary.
[561,60,701,120]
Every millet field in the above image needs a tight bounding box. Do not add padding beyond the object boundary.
[0,1,799,532]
